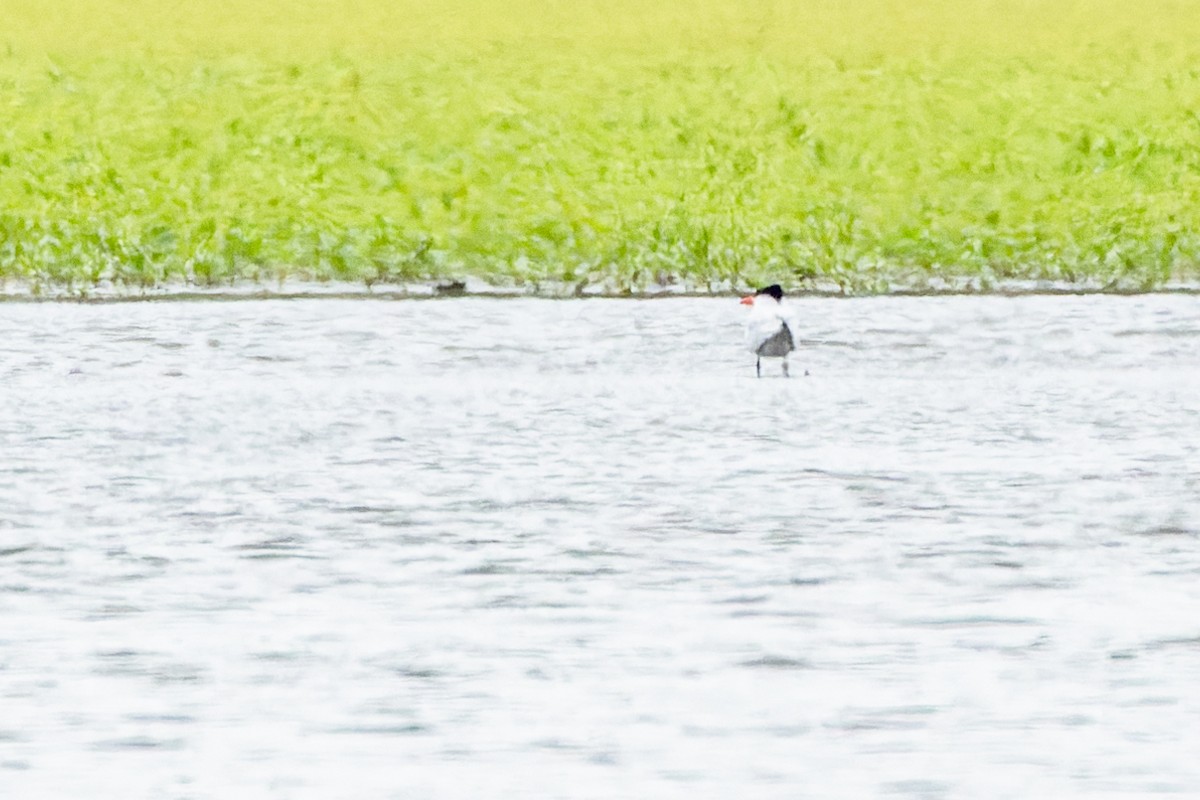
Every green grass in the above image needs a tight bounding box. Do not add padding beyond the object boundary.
[4,0,1200,293]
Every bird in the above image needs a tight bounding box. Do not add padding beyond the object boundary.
[740,284,798,377]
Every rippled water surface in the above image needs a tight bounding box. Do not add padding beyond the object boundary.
[2,295,1199,798]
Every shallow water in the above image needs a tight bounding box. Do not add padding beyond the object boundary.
[2,295,1199,798]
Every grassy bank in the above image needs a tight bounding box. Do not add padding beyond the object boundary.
[4,0,1200,293]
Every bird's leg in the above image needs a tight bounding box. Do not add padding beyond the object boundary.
[782,357,790,378]
[756,357,761,378]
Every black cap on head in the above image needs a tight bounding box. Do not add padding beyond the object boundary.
[756,284,784,300]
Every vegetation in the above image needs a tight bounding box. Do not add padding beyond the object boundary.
[4,0,1200,293]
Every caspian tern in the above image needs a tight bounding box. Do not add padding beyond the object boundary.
[740,284,799,377]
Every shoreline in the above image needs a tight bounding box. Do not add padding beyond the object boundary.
[3,277,1200,303]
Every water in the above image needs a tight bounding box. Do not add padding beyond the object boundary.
[1,295,1198,798]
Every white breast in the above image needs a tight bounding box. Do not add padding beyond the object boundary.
[744,298,789,352]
